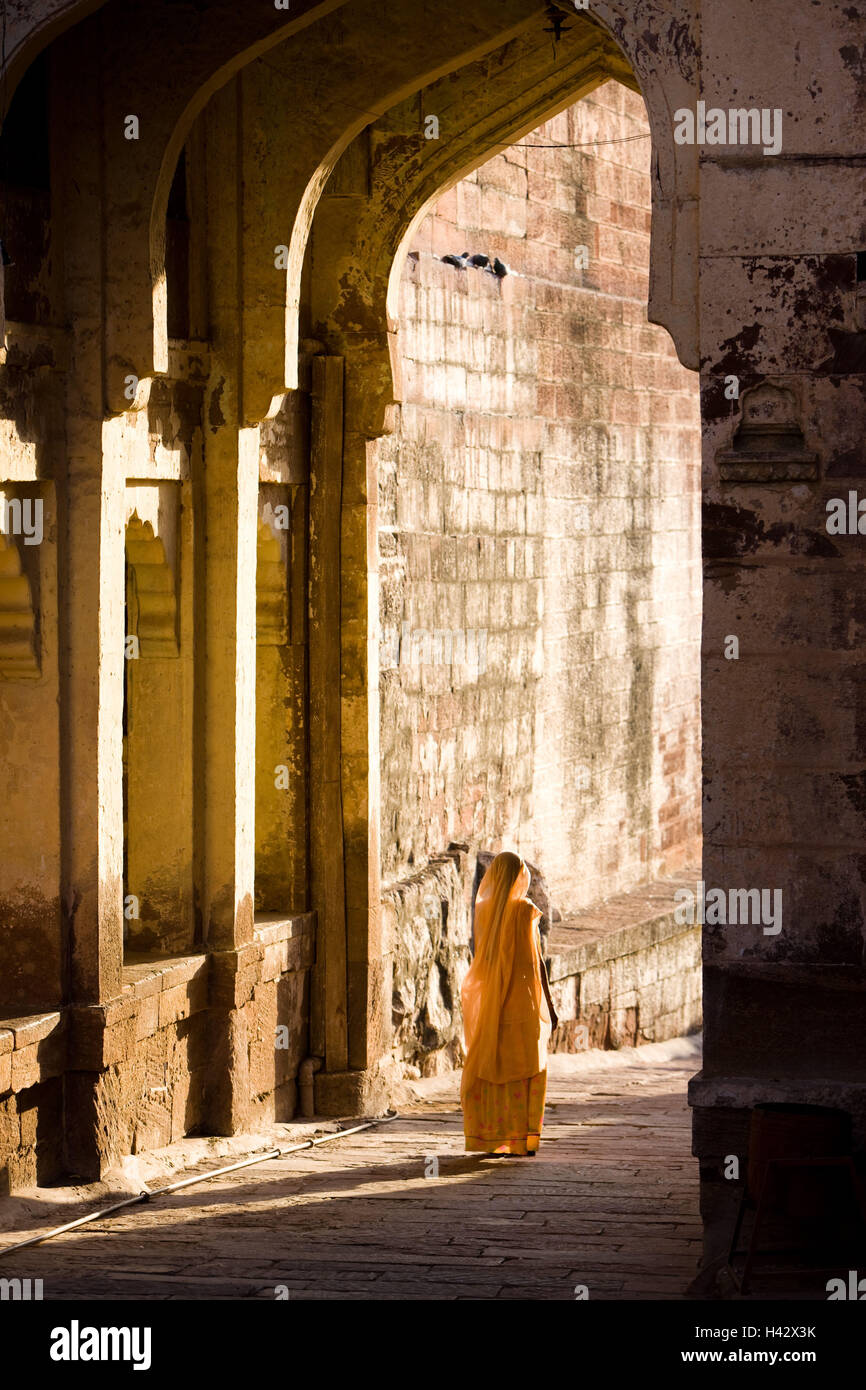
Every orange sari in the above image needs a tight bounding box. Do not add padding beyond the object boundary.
[461,855,551,1154]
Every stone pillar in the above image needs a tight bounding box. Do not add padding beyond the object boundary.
[254,514,294,912]
[54,27,125,1177]
[199,81,259,1134]
[56,30,125,1012]
[341,386,386,1083]
[308,356,349,1083]
[310,386,392,1114]
[688,0,866,1275]
[0,482,62,1013]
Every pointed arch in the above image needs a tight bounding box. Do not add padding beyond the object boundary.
[309,10,698,429]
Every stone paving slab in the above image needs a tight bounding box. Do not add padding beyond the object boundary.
[0,1035,703,1301]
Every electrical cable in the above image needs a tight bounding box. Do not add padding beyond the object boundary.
[517,132,650,148]
[0,1112,399,1257]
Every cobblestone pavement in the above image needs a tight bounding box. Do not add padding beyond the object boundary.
[0,1037,702,1301]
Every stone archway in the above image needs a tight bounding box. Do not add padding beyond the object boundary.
[303,11,701,1108]
[0,2,863,1290]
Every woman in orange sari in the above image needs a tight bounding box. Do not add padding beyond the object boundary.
[461,851,558,1155]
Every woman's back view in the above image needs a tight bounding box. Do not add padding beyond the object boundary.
[461,852,556,1155]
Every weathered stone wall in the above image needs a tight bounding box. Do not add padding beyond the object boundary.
[0,915,314,1189]
[244,916,314,1126]
[377,84,702,923]
[546,874,702,1052]
[383,847,473,1076]
[78,957,212,1165]
[0,1014,64,1190]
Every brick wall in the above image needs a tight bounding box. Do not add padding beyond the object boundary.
[377,83,702,916]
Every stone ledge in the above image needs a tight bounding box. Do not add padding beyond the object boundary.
[543,872,702,1051]
[690,1071,866,1109]
[122,952,208,1001]
[0,1013,61,1049]
[690,1072,866,1153]
[209,942,266,1011]
[69,954,211,1066]
[0,1011,64,1095]
[253,912,316,980]
[253,911,315,945]
[546,871,700,980]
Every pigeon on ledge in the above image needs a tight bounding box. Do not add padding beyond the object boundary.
[438,251,510,278]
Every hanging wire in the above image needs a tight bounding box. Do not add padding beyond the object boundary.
[516,132,651,149]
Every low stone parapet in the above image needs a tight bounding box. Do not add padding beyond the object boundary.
[0,912,316,1194]
[547,873,702,1051]
[0,1012,64,1190]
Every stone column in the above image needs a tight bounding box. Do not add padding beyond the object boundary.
[688,0,866,1274]
[199,81,259,1134]
[308,356,349,1080]
[309,356,392,1114]
[54,27,125,1176]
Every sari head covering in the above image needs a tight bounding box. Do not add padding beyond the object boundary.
[461,851,551,1101]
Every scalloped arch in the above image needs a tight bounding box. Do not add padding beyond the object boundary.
[125,516,178,657]
[257,519,288,647]
[0,533,39,679]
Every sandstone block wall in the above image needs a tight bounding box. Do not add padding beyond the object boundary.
[0,914,314,1191]
[546,874,702,1051]
[0,1013,63,1190]
[378,83,702,922]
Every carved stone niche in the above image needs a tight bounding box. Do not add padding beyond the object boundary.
[717,382,817,483]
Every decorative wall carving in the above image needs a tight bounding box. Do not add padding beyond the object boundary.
[256,519,288,647]
[125,516,178,657]
[717,383,817,483]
